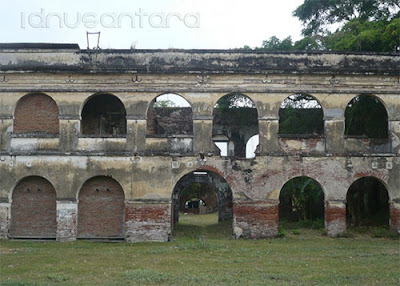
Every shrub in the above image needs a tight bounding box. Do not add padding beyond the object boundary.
[278,227,287,237]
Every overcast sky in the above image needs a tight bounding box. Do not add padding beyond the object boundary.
[0,0,304,49]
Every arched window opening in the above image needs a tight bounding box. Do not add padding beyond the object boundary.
[147,94,193,136]
[246,134,259,159]
[345,95,388,139]
[171,171,233,238]
[279,177,324,229]
[346,177,389,227]
[81,94,126,136]
[213,94,258,157]
[10,176,57,239]
[279,94,323,136]
[14,93,59,135]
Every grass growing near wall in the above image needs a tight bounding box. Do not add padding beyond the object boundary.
[1,213,399,286]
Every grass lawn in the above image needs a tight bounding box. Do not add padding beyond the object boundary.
[1,213,399,286]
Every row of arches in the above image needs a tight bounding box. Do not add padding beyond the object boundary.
[13,92,389,139]
[10,176,125,239]
[279,176,390,227]
[9,173,391,239]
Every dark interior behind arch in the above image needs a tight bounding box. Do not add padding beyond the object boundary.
[171,170,233,231]
[345,94,388,139]
[81,94,127,136]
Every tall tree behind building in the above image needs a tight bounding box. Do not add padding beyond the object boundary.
[243,0,399,52]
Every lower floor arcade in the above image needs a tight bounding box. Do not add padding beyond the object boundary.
[0,155,399,241]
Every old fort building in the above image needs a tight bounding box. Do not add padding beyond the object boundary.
[0,43,399,241]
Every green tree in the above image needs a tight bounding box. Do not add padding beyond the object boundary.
[244,0,400,52]
[154,99,175,108]
[280,177,324,221]
[293,0,400,36]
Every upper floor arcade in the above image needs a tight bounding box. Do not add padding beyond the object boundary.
[0,44,399,157]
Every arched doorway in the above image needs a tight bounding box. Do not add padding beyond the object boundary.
[10,176,57,239]
[77,176,125,239]
[279,176,325,229]
[171,170,233,237]
[346,177,390,227]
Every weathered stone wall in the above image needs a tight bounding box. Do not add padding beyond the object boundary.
[0,45,399,241]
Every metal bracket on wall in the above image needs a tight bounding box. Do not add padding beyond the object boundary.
[0,75,8,83]
[65,75,76,83]
[131,75,142,83]
[196,74,210,87]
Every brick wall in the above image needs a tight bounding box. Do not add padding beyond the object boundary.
[325,201,346,236]
[390,203,400,231]
[10,176,57,238]
[233,200,279,238]
[125,202,171,242]
[77,177,125,238]
[14,93,59,134]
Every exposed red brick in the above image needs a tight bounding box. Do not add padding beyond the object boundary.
[125,203,171,242]
[10,176,57,238]
[78,177,125,238]
[126,203,169,223]
[325,203,346,221]
[390,204,400,231]
[325,202,346,236]
[234,201,279,238]
[14,93,59,134]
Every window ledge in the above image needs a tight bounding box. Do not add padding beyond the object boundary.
[12,133,59,138]
[278,134,324,139]
[146,134,194,138]
[78,134,127,138]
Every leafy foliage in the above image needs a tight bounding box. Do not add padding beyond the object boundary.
[279,94,324,135]
[293,0,400,36]
[244,0,400,52]
[279,177,324,222]
[325,17,400,52]
[214,94,255,109]
[154,99,175,107]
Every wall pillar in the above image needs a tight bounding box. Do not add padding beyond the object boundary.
[126,118,146,153]
[389,202,400,232]
[125,200,171,242]
[0,202,10,239]
[59,118,79,152]
[0,118,12,151]
[193,118,213,155]
[325,200,346,236]
[389,120,400,154]
[324,109,345,154]
[233,200,278,238]
[56,201,77,242]
[258,119,279,155]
